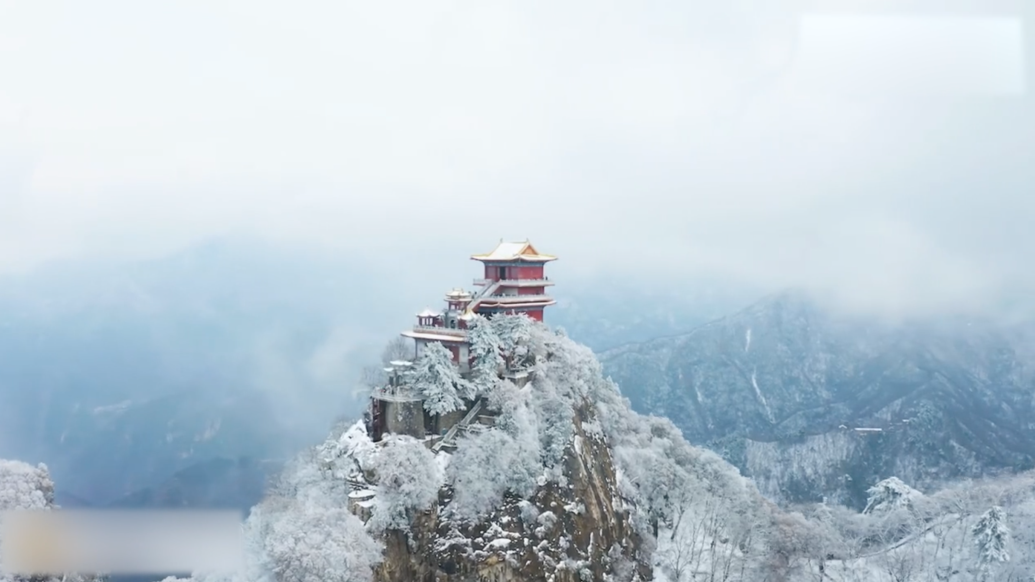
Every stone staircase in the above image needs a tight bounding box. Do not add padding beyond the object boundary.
[432,398,486,453]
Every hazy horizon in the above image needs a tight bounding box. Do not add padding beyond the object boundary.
[2,0,1033,322]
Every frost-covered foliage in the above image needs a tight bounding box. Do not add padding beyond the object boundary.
[0,460,54,511]
[145,316,1035,582]
[467,315,504,395]
[753,470,1035,582]
[480,317,790,580]
[236,433,384,582]
[0,461,98,582]
[973,506,1010,571]
[490,313,535,365]
[367,435,442,533]
[535,393,573,470]
[320,420,378,474]
[447,428,539,522]
[256,500,382,582]
[863,476,922,515]
[1,460,55,582]
[408,341,471,414]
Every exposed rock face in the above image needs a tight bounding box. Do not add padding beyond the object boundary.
[374,402,651,582]
[247,316,781,582]
[602,290,1035,507]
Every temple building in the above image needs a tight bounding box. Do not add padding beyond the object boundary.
[401,240,556,368]
[366,240,556,446]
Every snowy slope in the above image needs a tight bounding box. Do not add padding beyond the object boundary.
[601,290,1035,507]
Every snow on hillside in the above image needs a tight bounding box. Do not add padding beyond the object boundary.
[166,318,1035,581]
[14,316,1035,582]
[601,290,1035,508]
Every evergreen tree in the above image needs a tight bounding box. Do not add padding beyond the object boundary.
[863,476,921,515]
[973,505,1010,576]
[467,315,504,396]
[490,314,534,365]
[408,342,470,415]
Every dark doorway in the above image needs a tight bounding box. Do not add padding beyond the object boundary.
[498,266,507,279]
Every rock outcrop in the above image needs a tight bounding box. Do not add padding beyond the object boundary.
[243,316,778,582]
[373,400,651,582]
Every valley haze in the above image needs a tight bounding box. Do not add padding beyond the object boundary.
[1,0,1034,581]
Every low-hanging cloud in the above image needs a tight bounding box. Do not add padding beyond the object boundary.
[0,0,1032,319]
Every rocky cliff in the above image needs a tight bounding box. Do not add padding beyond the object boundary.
[601,290,1035,507]
[235,316,784,582]
[373,401,650,582]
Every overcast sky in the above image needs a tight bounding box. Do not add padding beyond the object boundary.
[0,0,1032,319]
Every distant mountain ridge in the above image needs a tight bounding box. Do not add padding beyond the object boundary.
[0,238,759,507]
[0,238,398,505]
[601,290,1035,507]
[107,456,276,513]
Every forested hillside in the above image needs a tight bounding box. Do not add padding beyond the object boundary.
[602,291,1035,508]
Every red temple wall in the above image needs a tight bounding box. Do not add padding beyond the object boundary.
[526,309,544,322]
[512,265,544,279]
[518,286,544,295]
[483,264,546,281]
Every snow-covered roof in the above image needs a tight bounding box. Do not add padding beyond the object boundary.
[389,360,412,367]
[471,240,557,263]
[445,288,472,299]
[417,308,441,318]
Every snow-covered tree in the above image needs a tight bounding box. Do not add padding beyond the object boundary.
[242,432,385,582]
[0,460,54,511]
[368,435,443,533]
[467,315,504,395]
[447,427,539,522]
[973,505,1010,576]
[408,341,470,415]
[490,314,535,366]
[0,460,107,582]
[535,392,573,470]
[863,476,921,515]
[257,501,382,582]
[380,336,412,364]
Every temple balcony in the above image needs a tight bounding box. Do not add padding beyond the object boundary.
[413,325,467,336]
[402,326,470,342]
[477,294,555,304]
[474,278,553,287]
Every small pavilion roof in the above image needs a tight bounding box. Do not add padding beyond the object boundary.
[471,240,556,263]
[445,288,472,299]
[416,308,441,318]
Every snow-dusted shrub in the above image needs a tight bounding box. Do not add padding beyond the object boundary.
[254,500,382,582]
[0,460,54,511]
[320,420,377,475]
[368,435,443,533]
[447,428,540,522]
